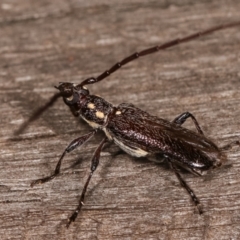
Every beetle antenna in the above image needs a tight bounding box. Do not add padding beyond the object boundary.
[80,21,240,87]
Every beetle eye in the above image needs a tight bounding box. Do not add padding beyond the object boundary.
[66,94,74,101]
[64,91,79,105]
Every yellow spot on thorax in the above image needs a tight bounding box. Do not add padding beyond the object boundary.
[87,103,95,109]
[96,111,105,119]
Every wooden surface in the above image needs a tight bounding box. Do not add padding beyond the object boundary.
[0,1,240,239]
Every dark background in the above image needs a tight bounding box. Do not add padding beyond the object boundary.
[0,0,240,239]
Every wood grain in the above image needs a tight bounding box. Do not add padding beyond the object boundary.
[0,1,240,239]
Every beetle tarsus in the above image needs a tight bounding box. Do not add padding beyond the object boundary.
[30,175,56,187]
[197,204,203,215]
[66,212,78,228]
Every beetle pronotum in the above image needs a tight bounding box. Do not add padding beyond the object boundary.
[16,21,240,227]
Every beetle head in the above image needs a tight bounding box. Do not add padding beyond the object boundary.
[55,82,89,116]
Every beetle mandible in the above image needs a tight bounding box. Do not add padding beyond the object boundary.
[16,21,240,227]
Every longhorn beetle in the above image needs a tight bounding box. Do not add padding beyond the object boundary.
[16,21,240,227]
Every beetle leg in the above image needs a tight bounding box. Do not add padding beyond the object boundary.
[169,161,203,214]
[67,137,108,227]
[173,111,204,135]
[31,130,97,187]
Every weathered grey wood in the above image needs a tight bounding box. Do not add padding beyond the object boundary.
[0,1,240,239]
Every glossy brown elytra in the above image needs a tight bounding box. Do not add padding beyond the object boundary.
[16,21,240,227]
